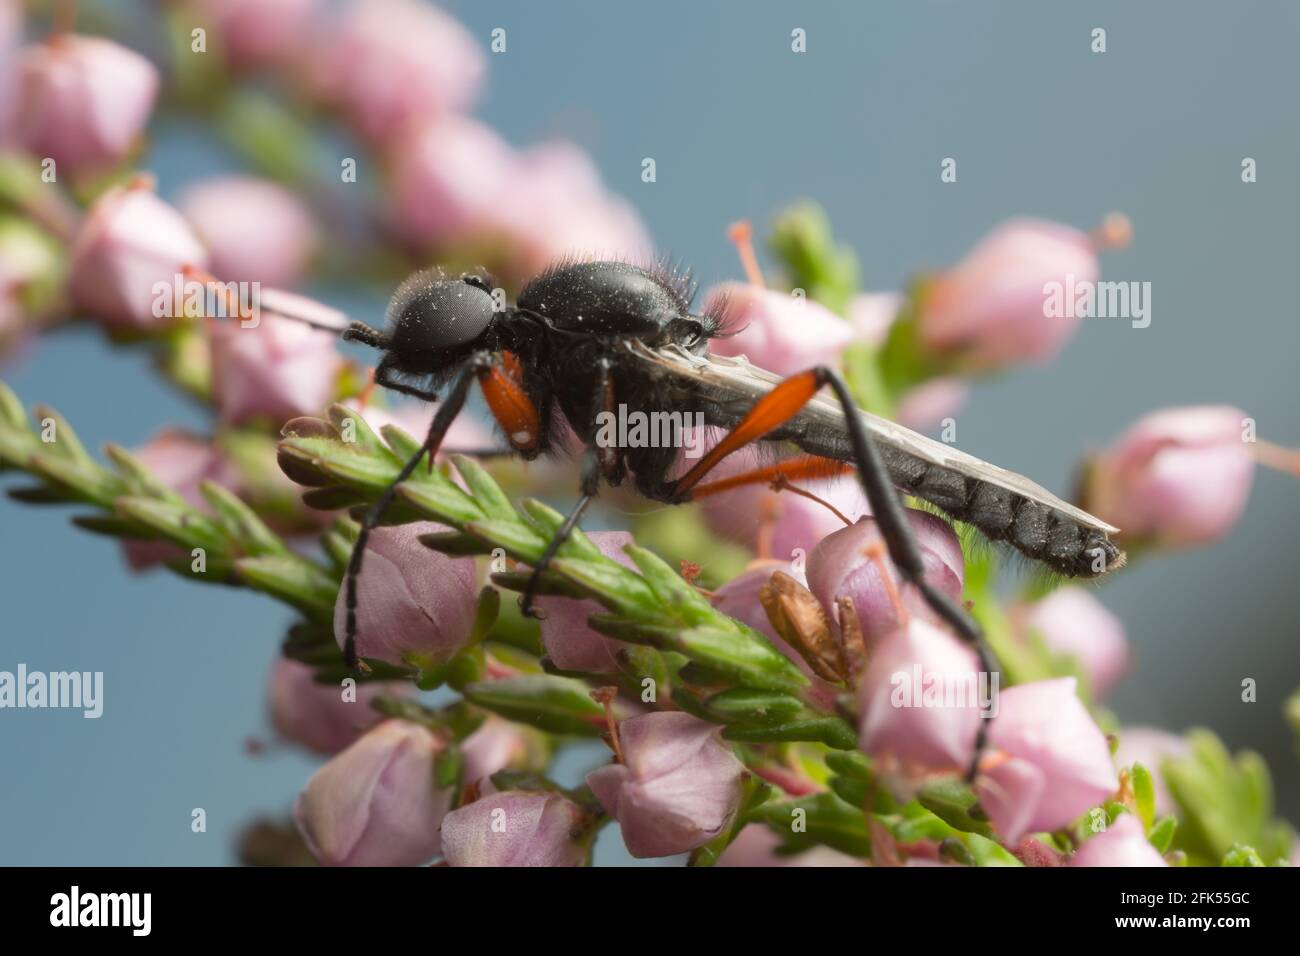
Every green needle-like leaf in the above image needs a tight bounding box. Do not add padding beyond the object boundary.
[462,674,606,736]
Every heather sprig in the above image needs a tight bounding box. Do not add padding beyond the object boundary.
[0,379,338,621]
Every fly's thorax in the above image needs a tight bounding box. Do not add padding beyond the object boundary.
[519,261,691,338]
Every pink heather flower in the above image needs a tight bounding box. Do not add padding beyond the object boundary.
[68,182,209,331]
[587,711,745,858]
[894,377,969,432]
[440,790,590,867]
[918,218,1100,370]
[311,0,484,143]
[7,35,159,179]
[847,291,902,344]
[387,115,518,249]
[388,123,651,281]
[976,677,1119,845]
[704,282,855,376]
[716,823,865,867]
[1071,813,1167,867]
[189,0,319,70]
[1113,726,1190,817]
[294,719,452,866]
[1085,405,1255,548]
[806,509,964,647]
[537,531,638,674]
[699,445,870,560]
[711,561,838,710]
[856,618,984,775]
[267,657,408,756]
[330,521,480,668]
[208,313,343,424]
[180,176,317,288]
[121,429,238,570]
[1012,587,1129,700]
[460,716,545,789]
[491,140,652,281]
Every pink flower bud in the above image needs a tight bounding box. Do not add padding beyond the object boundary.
[492,141,652,282]
[976,677,1118,845]
[388,124,651,283]
[699,446,869,560]
[311,0,484,143]
[806,509,963,647]
[331,521,480,668]
[918,218,1100,370]
[586,711,745,858]
[68,183,209,330]
[208,313,344,424]
[267,657,407,755]
[536,530,637,674]
[1071,813,1167,867]
[7,35,159,179]
[1085,405,1255,548]
[856,618,984,775]
[460,716,546,789]
[1012,587,1129,700]
[120,429,237,570]
[294,719,451,866]
[189,0,319,70]
[440,790,590,867]
[847,291,902,344]
[704,283,855,376]
[1113,726,1190,817]
[387,115,518,249]
[894,377,968,432]
[180,176,317,288]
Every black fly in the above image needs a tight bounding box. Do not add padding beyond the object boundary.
[270,258,1125,779]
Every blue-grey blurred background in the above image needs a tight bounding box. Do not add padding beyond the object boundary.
[1,0,1297,864]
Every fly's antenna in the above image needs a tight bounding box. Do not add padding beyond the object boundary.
[179,265,386,345]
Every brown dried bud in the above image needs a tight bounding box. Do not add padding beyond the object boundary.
[758,571,848,682]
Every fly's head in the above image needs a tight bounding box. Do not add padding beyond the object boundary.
[373,269,502,377]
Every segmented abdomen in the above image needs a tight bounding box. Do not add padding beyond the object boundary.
[878,446,1121,578]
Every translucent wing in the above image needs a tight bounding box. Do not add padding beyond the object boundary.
[627,342,1120,541]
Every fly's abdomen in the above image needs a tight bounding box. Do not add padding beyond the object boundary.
[882,448,1122,578]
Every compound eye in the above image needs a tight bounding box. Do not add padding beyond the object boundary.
[386,269,497,353]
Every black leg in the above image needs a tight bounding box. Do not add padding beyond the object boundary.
[817,368,997,781]
[342,355,487,668]
[440,447,518,459]
[519,447,600,619]
[374,358,440,402]
[519,356,619,617]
